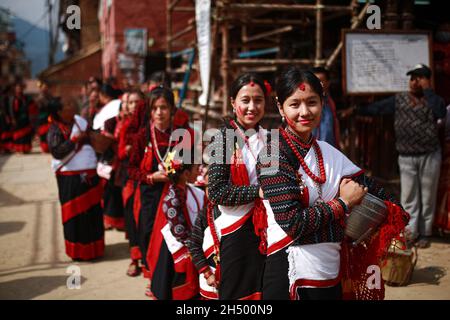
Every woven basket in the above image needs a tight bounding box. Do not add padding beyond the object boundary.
[381,240,417,286]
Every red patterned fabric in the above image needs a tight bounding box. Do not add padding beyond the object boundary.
[65,239,104,260]
[341,201,409,300]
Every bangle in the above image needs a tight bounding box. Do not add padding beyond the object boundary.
[203,269,213,280]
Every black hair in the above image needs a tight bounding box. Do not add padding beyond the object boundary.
[229,72,267,100]
[148,71,171,88]
[310,66,330,80]
[275,66,324,106]
[47,97,64,121]
[142,86,175,126]
[128,88,146,100]
[100,84,120,99]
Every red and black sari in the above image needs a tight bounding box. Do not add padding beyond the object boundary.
[128,109,194,278]
[207,121,266,300]
[36,93,52,153]
[48,115,104,260]
[118,116,141,260]
[147,184,202,300]
[101,116,125,230]
[9,95,34,153]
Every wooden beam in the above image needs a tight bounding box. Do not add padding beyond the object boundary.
[244,25,293,43]
[173,6,195,12]
[168,0,181,11]
[168,24,195,43]
[225,3,352,12]
[231,59,326,66]
[325,1,370,68]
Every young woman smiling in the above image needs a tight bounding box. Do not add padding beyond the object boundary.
[257,67,408,300]
[207,73,269,300]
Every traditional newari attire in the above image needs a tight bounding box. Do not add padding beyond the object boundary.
[207,120,266,300]
[257,127,409,300]
[147,183,203,299]
[36,92,52,153]
[93,99,124,229]
[186,199,219,300]
[48,115,104,260]
[0,94,13,152]
[8,94,35,153]
[128,109,192,278]
[117,115,141,261]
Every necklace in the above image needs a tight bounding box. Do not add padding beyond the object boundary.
[230,120,263,162]
[281,127,326,184]
[150,123,173,170]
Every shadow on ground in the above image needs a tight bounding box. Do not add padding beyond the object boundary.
[102,241,131,262]
[0,221,26,237]
[410,266,447,286]
[0,275,87,299]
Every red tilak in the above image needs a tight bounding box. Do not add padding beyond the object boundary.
[280,127,326,184]
[299,83,306,91]
[249,81,255,87]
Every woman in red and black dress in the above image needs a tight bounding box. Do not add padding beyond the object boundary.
[47,97,104,261]
[36,80,52,153]
[146,155,202,300]
[117,90,146,276]
[9,82,34,153]
[207,73,269,300]
[128,86,193,294]
[257,67,408,300]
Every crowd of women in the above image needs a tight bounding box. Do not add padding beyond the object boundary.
[18,66,413,300]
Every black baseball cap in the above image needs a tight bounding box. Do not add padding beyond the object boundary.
[406,63,432,78]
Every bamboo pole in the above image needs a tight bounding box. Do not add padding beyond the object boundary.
[315,0,323,66]
[220,1,230,116]
[232,58,326,66]
[325,1,370,69]
[225,3,352,12]
[166,0,172,75]
[244,25,293,43]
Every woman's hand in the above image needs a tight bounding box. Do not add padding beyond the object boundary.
[150,171,169,183]
[125,145,132,155]
[206,274,218,288]
[259,187,264,199]
[339,178,368,209]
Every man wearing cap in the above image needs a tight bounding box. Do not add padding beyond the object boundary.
[361,64,447,248]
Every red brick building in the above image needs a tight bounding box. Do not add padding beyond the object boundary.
[99,0,192,85]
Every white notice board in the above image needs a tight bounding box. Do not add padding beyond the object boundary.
[343,31,431,95]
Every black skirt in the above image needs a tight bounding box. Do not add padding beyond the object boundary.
[102,171,124,229]
[219,218,265,300]
[137,182,164,272]
[262,248,290,300]
[56,171,104,260]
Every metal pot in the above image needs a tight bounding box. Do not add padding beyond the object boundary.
[345,193,388,245]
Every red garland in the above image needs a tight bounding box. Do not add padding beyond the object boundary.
[280,127,326,184]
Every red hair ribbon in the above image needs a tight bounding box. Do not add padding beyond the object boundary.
[299,83,306,91]
[264,80,272,97]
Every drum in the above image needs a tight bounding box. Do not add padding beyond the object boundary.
[345,193,388,245]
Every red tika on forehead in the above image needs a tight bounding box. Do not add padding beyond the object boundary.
[250,81,255,87]
[299,83,306,91]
